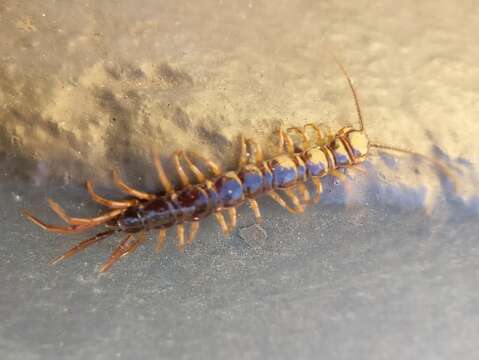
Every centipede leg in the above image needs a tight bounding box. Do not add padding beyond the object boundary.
[176,224,185,254]
[304,123,327,145]
[153,151,174,194]
[248,199,262,223]
[112,169,156,200]
[86,180,139,209]
[215,208,237,234]
[268,191,304,213]
[176,151,205,183]
[330,169,347,182]
[245,138,264,163]
[49,229,115,266]
[321,123,335,144]
[180,151,221,185]
[277,129,284,153]
[47,198,123,227]
[284,129,295,153]
[304,123,329,146]
[185,151,222,176]
[347,165,368,176]
[297,182,311,204]
[173,151,191,187]
[99,232,146,273]
[238,135,248,168]
[215,211,230,235]
[285,189,305,212]
[287,127,310,150]
[188,221,200,244]
[227,207,237,231]
[155,229,167,254]
[277,128,295,154]
[330,169,353,196]
[311,177,323,203]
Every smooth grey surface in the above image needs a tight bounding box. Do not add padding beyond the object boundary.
[1,178,479,360]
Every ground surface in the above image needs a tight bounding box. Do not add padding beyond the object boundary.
[1,1,479,359]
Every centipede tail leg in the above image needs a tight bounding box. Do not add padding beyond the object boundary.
[155,229,167,254]
[22,210,94,234]
[86,180,139,209]
[112,169,156,200]
[49,229,115,266]
[99,234,132,272]
[47,198,123,226]
[248,199,262,223]
[25,199,122,231]
[268,191,304,213]
[99,232,146,273]
[153,151,174,194]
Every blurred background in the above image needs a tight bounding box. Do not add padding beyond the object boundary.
[1,1,478,359]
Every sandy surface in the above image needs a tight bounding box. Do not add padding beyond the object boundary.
[1,1,479,359]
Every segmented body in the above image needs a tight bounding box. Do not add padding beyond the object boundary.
[116,128,368,234]
[23,60,452,272]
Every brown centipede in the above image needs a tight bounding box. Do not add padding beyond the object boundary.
[22,60,457,272]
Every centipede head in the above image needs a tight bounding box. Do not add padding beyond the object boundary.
[332,59,370,165]
[344,129,370,164]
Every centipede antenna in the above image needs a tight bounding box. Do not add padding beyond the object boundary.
[332,57,364,132]
[370,143,459,192]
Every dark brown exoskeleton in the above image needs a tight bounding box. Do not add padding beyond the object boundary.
[23,61,457,272]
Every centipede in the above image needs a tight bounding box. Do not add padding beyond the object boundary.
[22,60,457,272]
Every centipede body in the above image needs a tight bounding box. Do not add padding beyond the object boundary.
[22,60,456,272]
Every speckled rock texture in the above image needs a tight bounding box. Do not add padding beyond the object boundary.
[1,1,479,359]
[2,0,478,205]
